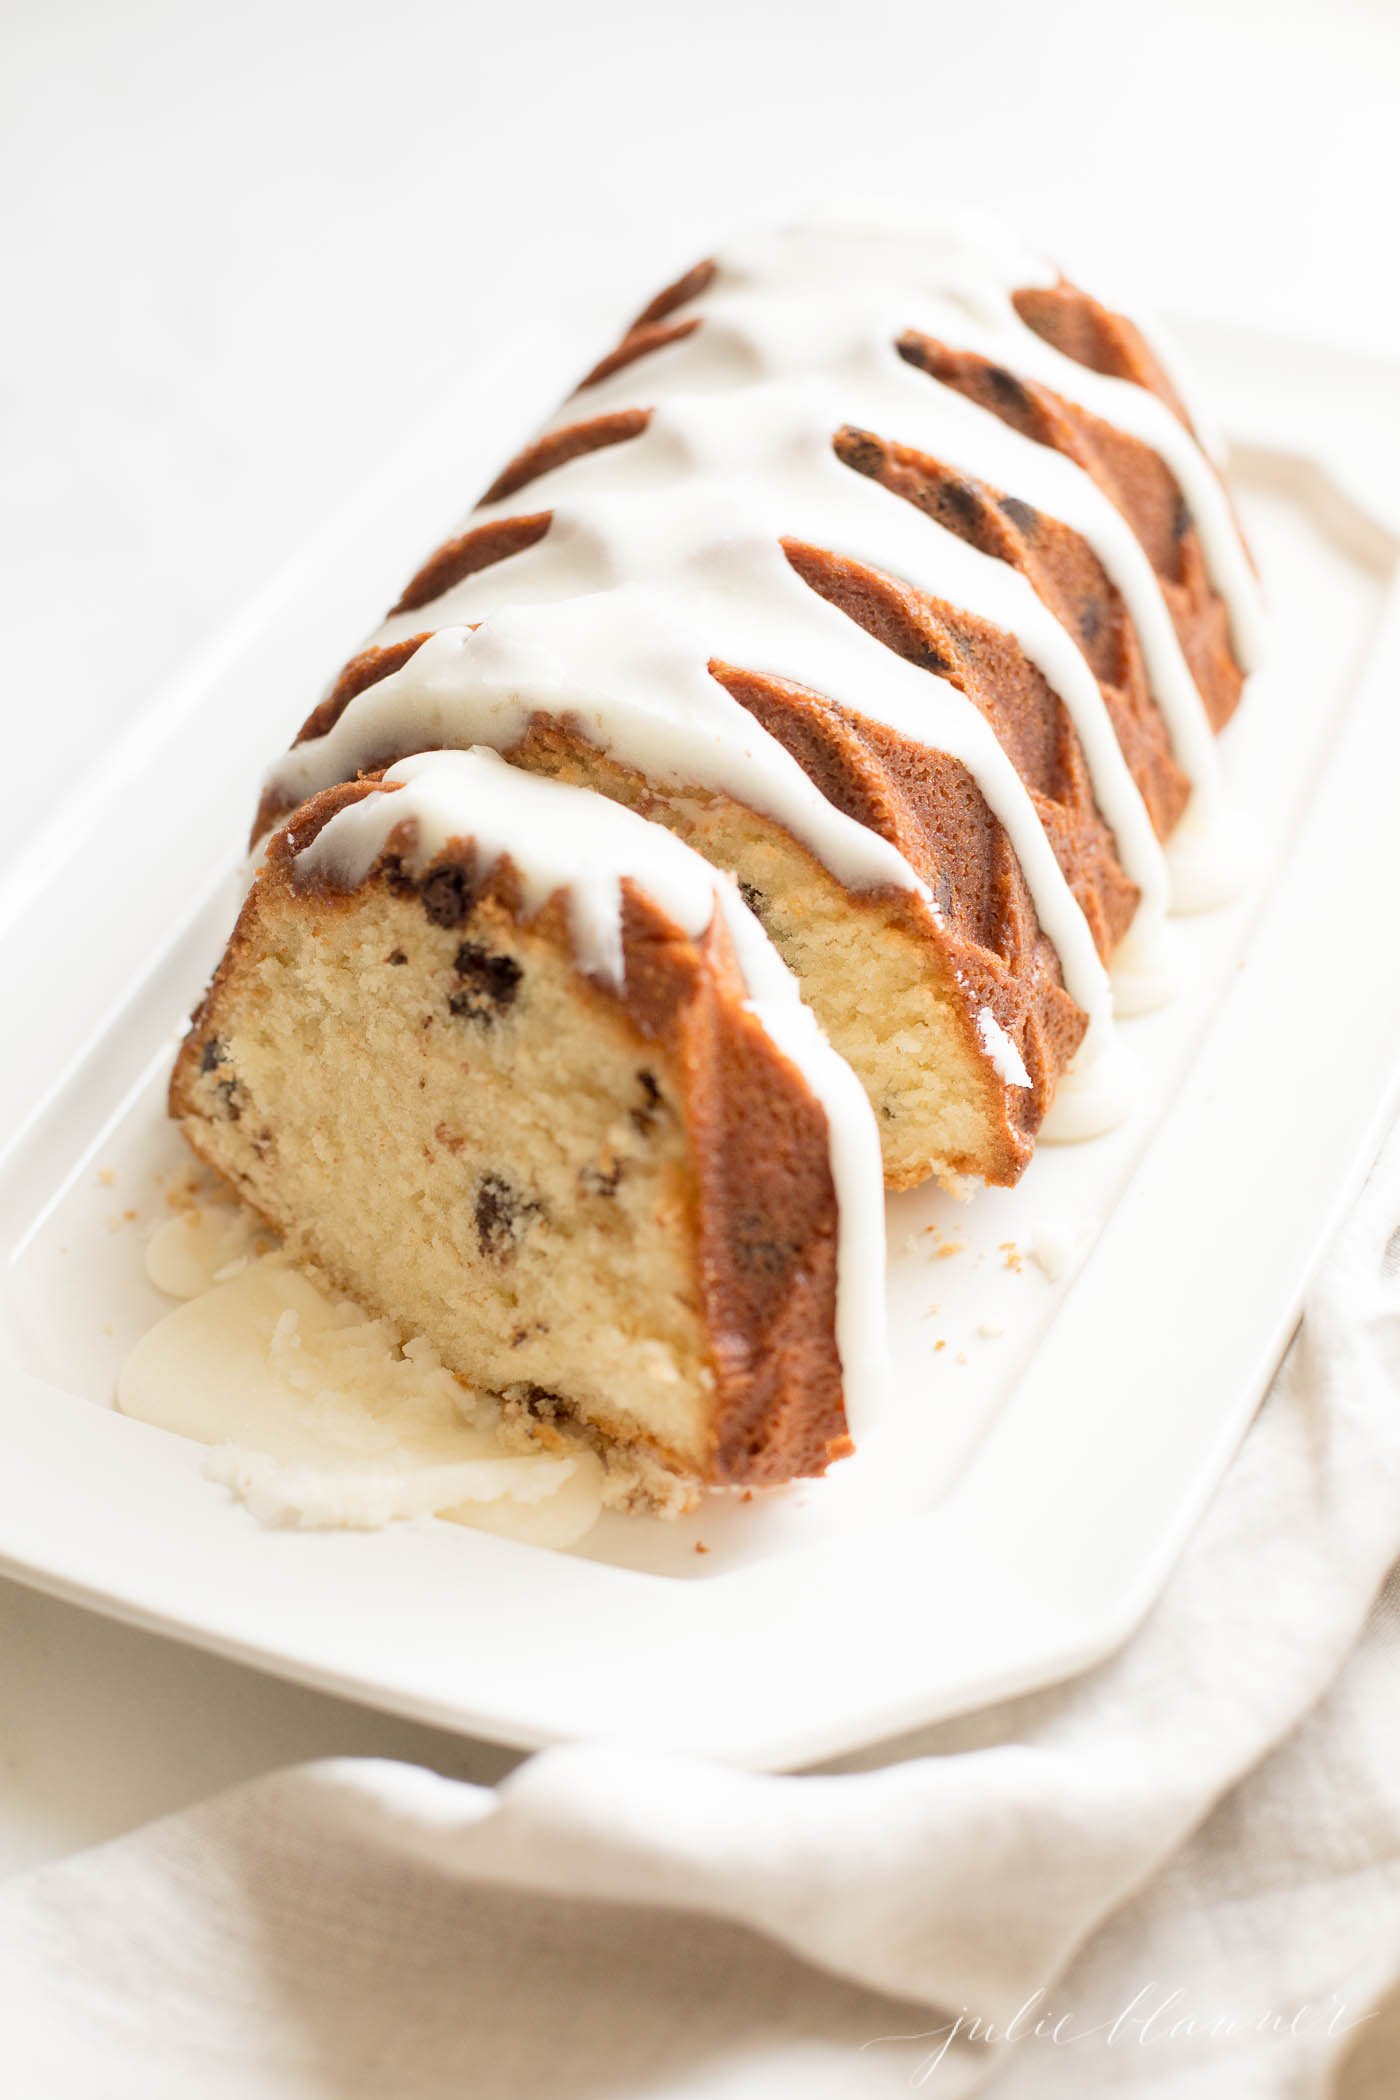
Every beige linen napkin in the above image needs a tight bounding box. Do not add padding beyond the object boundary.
[2,1122,1398,2099]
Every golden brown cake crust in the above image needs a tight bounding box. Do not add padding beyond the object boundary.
[175,776,853,1489]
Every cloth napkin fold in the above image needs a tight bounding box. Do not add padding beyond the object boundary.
[3,1122,1400,2100]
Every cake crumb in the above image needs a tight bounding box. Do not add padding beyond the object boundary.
[978,1319,1006,1340]
[933,1338,947,1353]
[935,1240,964,1260]
[694,1540,710,1555]
[1029,1211,1100,1283]
[999,1240,1024,1274]
[97,1168,117,1188]
[165,1175,203,1216]
[740,1490,754,1504]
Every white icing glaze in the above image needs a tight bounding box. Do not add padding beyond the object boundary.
[703,211,1263,662]
[520,312,1225,810]
[1038,1030,1137,1144]
[270,599,923,903]
[1163,795,1261,915]
[1106,920,1182,1018]
[392,380,1172,948]
[532,213,1261,765]
[297,748,891,1437]
[976,1007,1032,1091]
[265,208,1262,1141]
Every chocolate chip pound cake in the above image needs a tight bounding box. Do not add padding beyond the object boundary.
[255,205,1259,1189]
[171,750,887,1505]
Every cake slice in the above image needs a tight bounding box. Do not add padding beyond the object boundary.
[171,749,887,1506]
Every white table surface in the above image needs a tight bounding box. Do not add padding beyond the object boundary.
[4,0,1399,1880]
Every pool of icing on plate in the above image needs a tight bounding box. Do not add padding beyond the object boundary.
[119,1195,605,1549]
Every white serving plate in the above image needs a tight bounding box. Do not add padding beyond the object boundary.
[2,318,1398,1771]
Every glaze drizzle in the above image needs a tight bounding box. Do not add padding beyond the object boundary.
[266,209,1259,1131]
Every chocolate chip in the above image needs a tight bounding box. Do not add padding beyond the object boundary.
[199,1038,243,1118]
[379,854,419,898]
[1172,491,1192,541]
[385,948,408,966]
[737,880,766,917]
[448,942,522,1022]
[997,494,1040,539]
[518,1383,566,1419]
[631,1069,664,1134]
[918,639,954,675]
[1078,597,1104,646]
[420,865,474,928]
[579,1160,623,1198]
[473,1172,542,1262]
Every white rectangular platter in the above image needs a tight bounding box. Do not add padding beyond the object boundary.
[2,317,1398,1770]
